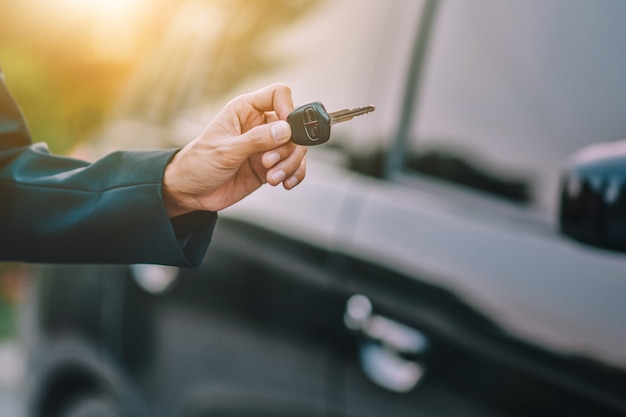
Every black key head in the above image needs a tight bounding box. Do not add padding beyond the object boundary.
[287,101,331,146]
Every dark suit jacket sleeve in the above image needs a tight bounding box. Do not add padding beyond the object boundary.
[0,70,216,267]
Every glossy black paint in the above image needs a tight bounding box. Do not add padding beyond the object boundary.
[337,254,626,417]
[27,219,351,416]
[26,218,626,416]
[560,140,626,253]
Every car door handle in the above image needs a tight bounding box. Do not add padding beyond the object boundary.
[344,294,430,393]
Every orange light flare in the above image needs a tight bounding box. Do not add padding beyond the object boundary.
[21,0,154,63]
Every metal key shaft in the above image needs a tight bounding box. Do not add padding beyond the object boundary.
[329,104,376,125]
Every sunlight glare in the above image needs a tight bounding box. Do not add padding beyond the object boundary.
[42,0,151,62]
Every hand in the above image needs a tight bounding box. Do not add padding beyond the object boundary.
[162,83,307,217]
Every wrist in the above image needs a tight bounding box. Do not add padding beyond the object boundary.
[163,154,192,218]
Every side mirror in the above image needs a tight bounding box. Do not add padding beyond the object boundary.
[559,140,626,253]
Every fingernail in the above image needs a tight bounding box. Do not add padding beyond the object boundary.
[271,170,286,183]
[285,176,299,189]
[265,152,280,166]
[271,121,291,142]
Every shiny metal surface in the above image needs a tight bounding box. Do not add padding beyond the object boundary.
[329,105,376,125]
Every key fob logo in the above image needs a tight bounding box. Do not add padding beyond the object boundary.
[303,106,320,140]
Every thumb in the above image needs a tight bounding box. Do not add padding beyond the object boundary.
[236,120,292,155]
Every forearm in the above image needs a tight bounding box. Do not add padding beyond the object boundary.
[1,66,216,266]
[0,144,216,266]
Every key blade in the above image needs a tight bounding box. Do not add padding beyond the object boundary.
[329,104,375,125]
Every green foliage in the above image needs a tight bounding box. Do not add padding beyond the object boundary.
[0,299,15,340]
[117,0,323,125]
[0,263,26,340]
[0,46,128,154]
[0,0,323,153]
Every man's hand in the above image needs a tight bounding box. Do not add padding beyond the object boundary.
[162,83,307,217]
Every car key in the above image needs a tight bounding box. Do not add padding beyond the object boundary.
[287,102,375,146]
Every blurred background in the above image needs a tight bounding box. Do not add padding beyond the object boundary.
[4,1,626,416]
[0,0,320,155]
[0,0,320,412]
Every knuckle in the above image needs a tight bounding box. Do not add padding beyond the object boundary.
[246,127,265,147]
[225,92,246,108]
[272,82,291,94]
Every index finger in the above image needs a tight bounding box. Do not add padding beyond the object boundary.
[245,83,294,120]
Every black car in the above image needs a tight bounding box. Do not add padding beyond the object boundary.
[20,1,626,416]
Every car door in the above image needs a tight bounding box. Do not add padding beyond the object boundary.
[124,216,346,417]
[336,1,626,416]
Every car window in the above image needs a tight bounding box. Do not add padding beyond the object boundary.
[404,0,626,214]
